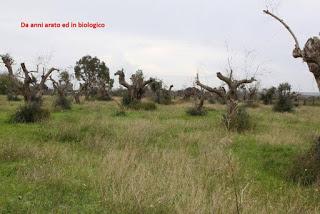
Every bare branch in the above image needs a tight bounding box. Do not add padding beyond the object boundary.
[143,78,154,87]
[40,67,59,87]
[217,72,232,88]
[114,69,131,89]
[236,77,256,88]
[196,76,226,99]
[263,10,302,57]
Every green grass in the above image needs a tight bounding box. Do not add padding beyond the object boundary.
[1,96,320,213]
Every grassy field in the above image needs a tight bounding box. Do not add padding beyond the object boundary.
[1,95,320,213]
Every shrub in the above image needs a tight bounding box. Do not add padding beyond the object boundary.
[289,137,320,185]
[114,110,126,117]
[53,96,72,110]
[223,106,251,132]
[186,107,207,116]
[245,100,259,108]
[96,95,112,101]
[122,93,156,110]
[129,102,157,111]
[10,103,50,123]
[207,97,216,104]
[273,96,294,112]
[161,92,172,105]
[7,94,20,101]
[260,87,276,105]
[273,83,294,112]
[122,93,135,106]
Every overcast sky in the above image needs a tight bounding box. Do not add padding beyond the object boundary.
[1,0,319,91]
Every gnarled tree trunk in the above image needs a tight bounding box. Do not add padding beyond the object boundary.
[114,69,154,102]
[196,71,255,130]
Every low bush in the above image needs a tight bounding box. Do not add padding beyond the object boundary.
[186,107,207,116]
[289,137,320,186]
[128,102,157,111]
[122,93,135,106]
[7,94,20,101]
[122,93,156,110]
[273,83,294,112]
[223,106,251,132]
[53,96,72,110]
[273,96,294,112]
[114,110,126,117]
[10,103,50,123]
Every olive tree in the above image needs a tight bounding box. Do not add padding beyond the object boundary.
[1,54,58,122]
[196,71,255,131]
[74,55,113,100]
[114,69,154,104]
[50,71,73,109]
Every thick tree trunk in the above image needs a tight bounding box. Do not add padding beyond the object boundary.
[302,37,320,91]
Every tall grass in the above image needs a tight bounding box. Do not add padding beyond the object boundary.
[0,96,320,213]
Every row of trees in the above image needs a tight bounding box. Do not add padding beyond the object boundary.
[0,9,318,128]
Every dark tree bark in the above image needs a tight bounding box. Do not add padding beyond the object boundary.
[263,10,320,91]
[2,55,58,106]
[20,63,58,104]
[114,69,154,101]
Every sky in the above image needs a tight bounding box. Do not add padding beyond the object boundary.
[0,0,320,91]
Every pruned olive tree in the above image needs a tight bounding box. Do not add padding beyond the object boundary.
[74,55,113,101]
[186,74,207,116]
[263,10,320,91]
[1,54,58,122]
[1,54,58,105]
[50,71,73,110]
[114,69,154,104]
[196,70,255,131]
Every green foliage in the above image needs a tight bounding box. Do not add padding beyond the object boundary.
[128,102,157,111]
[223,106,252,132]
[121,93,156,110]
[149,80,172,105]
[261,87,276,105]
[113,110,126,117]
[10,103,50,123]
[122,92,135,106]
[0,74,10,94]
[53,96,72,110]
[161,91,172,105]
[0,74,20,101]
[74,55,113,100]
[289,138,320,185]
[273,83,294,112]
[7,94,21,101]
[186,107,207,116]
